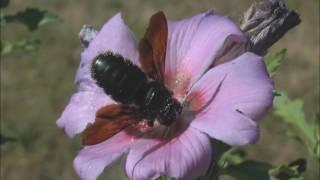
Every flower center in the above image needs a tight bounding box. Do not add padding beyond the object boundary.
[125,72,196,140]
[125,101,195,142]
[172,72,191,102]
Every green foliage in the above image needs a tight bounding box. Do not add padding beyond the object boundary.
[219,149,306,180]
[222,160,273,180]
[269,158,306,180]
[217,145,272,180]
[273,92,320,160]
[1,8,59,31]
[314,114,320,158]
[219,148,246,168]
[265,49,287,77]
[1,39,40,55]
[0,6,59,56]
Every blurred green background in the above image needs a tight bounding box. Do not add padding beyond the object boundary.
[1,0,319,179]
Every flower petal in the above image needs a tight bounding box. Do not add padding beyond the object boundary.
[212,34,248,66]
[74,131,134,180]
[57,13,139,137]
[165,10,247,95]
[125,128,212,180]
[56,91,112,138]
[190,52,274,146]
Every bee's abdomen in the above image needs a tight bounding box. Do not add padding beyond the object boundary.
[91,53,147,103]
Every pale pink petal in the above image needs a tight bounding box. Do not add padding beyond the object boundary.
[165,10,247,95]
[56,91,113,138]
[212,34,248,66]
[190,52,274,146]
[125,128,212,180]
[57,13,139,137]
[74,132,135,180]
[184,69,226,113]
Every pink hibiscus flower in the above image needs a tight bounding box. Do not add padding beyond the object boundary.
[57,10,274,180]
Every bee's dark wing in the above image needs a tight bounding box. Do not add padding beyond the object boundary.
[139,11,168,82]
[82,104,140,146]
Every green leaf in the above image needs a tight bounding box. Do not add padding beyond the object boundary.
[284,130,304,144]
[313,113,320,159]
[1,39,40,55]
[1,8,59,30]
[265,49,287,77]
[273,92,319,159]
[219,148,246,168]
[269,158,306,180]
[221,160,273,180]
[221,159,306,180]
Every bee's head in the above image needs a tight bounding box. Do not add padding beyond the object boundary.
[158,98,182,126]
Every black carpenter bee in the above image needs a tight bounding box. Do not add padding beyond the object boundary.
[82,12,182,145]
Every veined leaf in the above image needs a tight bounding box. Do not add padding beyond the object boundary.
[1,8,59,30]
[265,49,287,77]
[273,91,319,159]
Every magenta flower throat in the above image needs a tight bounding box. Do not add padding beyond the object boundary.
[57,10,274,180]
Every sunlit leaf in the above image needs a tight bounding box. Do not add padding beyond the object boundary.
[273,91,319,159]
[265,49,287,77]
[1,8,59,30]
[219,148,246,168]
[269,158,306,180]
[285,130,303,144]
[1,39,40,55]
